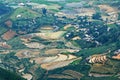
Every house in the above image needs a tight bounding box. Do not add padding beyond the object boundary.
[18,3,25,6]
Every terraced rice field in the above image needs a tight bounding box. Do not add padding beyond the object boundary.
[31,54,76,64]
[23,42,45,49]
[41,58,78,70]
[30,53,78,70]
[90,63,115,74]
[15,50,40,58]
[48,74,74,80]
[67,54,77,59]
[45,49,61,55]
[21,31,66,41]
[48,74,75,79]
[34,31,66,40]
[45,49,79,55]
[62,70,83,79]
[30,56,59,64]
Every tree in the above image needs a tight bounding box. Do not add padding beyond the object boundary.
[42,8,47,15]
[92,12,101,20]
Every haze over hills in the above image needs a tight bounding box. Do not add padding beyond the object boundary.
[0,0,120,80]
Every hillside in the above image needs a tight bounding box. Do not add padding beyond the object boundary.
[0,0,120,80]
[0,67,26,80]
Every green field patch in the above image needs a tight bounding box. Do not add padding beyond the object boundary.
[0,26,8,35]
[7,37,26,49]
[10,7,41,20]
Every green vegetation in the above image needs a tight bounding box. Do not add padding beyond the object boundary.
[65,0,81,3]
[0,3,10,15]
[81,76,119,80]
[76,43,117,57]
[107,24,117,28]
[70,57,82,65]
[7,37,27,49]
[10,7,41,20]
[0,26,8,35]
[0,67,26,80]
[90,64,115,74]
[118,13,120,20]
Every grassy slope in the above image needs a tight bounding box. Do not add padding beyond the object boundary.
[7,37,27,49]
[0,26,8,35]
[10,7,41,20]
[75,43,117,57]
[81,76,119,80]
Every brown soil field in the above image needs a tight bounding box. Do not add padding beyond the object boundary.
[98,5,117,13]
[112,54,120,60]
[2,30,17,40]
[77,8,95,16]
